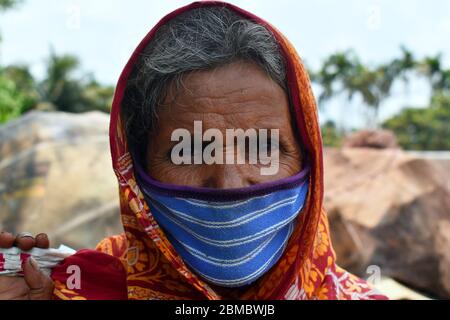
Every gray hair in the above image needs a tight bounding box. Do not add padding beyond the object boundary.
[122,6,288,147]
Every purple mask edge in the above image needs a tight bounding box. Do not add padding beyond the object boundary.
[133,158,310,201]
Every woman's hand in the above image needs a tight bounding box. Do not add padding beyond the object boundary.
[0,232,54,300]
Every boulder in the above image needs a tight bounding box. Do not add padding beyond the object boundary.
[343,129,399,149]
[324,147,450,298]
[0,111,123,249]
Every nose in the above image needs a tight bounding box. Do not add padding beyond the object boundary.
[203,164,251,189]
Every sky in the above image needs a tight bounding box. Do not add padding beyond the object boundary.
[1,0,449,128]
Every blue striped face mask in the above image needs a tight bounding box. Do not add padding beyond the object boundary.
[134,162,310,288]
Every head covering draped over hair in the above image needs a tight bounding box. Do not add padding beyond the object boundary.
[50,1,387,300]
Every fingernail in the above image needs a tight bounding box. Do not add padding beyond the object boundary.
[28,257,40,271]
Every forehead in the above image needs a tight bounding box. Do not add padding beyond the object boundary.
[157,61,290,126]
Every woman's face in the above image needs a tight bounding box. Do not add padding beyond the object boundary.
[146,60,302,188]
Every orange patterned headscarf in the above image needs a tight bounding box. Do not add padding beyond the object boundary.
[52,1,387,300]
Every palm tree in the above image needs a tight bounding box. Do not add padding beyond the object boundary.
[417,54,450,94]
[313,48,416,128]
[37,52,82,112]
[37,51,115,113]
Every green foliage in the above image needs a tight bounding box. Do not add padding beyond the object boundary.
[37,52,115,113]
[312,47,450,150]
[82,80,115,113]
[0,73,28,123]
[3,65,38,110]
[0,0,19,11]
[416,54,450,94]
[1,4,114,121]
[321,120,343,147]
[383,93,450,150]
[0,65,38,124]
[38,53,82,111]
[313,47,416,127]
[0,52,114,123]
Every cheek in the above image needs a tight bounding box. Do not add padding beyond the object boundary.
[278,153,302,176]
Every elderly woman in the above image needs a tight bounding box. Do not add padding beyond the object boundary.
[0,1,387,300]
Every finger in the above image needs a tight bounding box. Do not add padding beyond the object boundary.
[0,275,29,300]
[35,233,50,249]
[15,232,36,251]
[0,231,15,248]
[23,257,54,300]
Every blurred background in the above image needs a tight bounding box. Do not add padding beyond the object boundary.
[0,0,449,300]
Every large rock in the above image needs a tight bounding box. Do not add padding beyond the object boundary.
[0,111,123,249]
[343,129,399,149]
[324,147,450,298]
